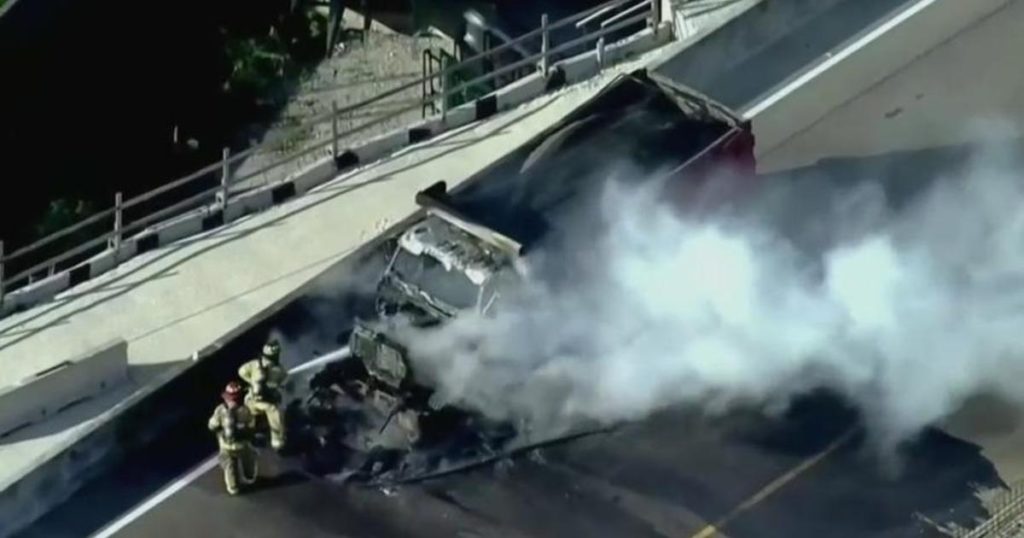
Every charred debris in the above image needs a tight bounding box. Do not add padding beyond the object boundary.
[285,181,552,486]
[278,68,753,486]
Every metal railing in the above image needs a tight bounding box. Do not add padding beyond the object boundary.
[956,481,1024,538]
[421,47,457,117]
[0,0,662,303]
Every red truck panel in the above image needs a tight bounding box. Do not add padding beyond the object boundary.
[663,122,757,215]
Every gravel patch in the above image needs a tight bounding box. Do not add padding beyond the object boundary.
[232,28,453,191]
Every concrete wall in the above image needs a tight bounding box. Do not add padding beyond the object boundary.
[0,339,128,438]
[669,0,762,43]
[0,398,132,538]
[749,0,1013,157]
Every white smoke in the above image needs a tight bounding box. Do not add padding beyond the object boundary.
[396,129,1024,454]
[271,250,387,369]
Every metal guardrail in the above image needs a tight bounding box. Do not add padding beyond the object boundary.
[0,0,661,303]
[956,481,1024,538]
[422,46,461,117]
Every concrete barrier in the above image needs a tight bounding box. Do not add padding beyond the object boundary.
[155,211,205,247]
[353,129,410,165]
[561,47,601,83]
[3,272,69,313]
[0,339,128,438]
[0,355,180,538]
[228,188,275,221]
[293,159,341,196]
[88,248,121,277]
[0,402,131,538]
[495,71,546,111]
[442,104,477,129]
[747,0,1012,156]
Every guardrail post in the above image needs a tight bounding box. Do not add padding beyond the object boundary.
[331,100,339,161]
[439,55,449,120]
[110,192,123,250]
[0,240,5,305]
[219,147,231,209]
[650,0,662,31]
[540,13,550,76]
[596,36,606,69]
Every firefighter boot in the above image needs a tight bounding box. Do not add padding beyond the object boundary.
[220,451,242,495]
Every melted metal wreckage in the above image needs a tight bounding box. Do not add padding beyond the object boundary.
[284,181,566,486]
[280,68,756,486]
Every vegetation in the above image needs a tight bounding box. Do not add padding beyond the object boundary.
[35,199,96,238]
[222,7,328,111]
[7,3,331,249]
[224,37,289,99]
[273,123,315,154]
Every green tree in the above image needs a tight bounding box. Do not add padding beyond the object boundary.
[35,198,95,238]
[221,8,328,105]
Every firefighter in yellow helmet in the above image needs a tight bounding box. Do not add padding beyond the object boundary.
[238,339,289,451]
[208,381,259,495]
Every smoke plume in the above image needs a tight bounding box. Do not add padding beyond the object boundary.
[271,249,387,370]
[396,129,1024,454]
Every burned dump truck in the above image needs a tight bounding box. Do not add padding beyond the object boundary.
[289,185,527,484]
[285,68,756,484]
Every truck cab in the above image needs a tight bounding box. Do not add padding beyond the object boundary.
[295,184,526,480]
[374,181,528,327]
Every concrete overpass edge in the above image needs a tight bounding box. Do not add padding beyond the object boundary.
[0,25,672,322]
[747,0,1014,160]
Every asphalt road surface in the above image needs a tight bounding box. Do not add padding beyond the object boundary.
[95,396,997,538]
[652,0,911,112]
[32,135,1012,538]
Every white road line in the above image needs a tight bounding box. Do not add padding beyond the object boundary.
[91,457,219,538]
[740,0,937,119]
[90,346,351,538]
[687,428,858,538]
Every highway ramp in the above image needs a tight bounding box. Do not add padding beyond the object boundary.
[92,397,996,538]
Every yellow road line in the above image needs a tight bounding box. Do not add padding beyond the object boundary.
[689,428,858,538]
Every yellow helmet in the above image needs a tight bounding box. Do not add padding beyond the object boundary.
[262,339,281,361]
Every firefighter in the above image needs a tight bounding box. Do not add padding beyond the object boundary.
[208,381,259,495]
[239,339,289,450]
